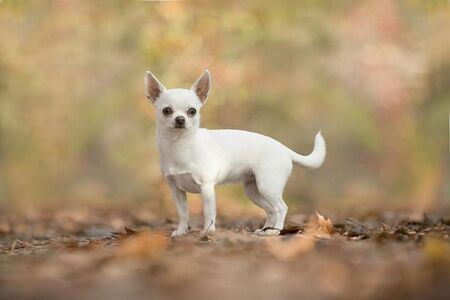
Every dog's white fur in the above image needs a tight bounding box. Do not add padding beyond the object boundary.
[145,70,326,236]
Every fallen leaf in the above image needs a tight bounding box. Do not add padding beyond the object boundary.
[116,231,168,259]
[423,236,450,265]
[0,219,12,235]
[315,211,334,234]
[280,224,306,235]
[110,226,138,240]
[266,236,315,260]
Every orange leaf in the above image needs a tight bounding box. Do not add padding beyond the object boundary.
[266,236,315,260]
[117,231,168,259]
[315,211,334,234]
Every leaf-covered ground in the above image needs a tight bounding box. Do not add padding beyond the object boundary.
[0,209,449,300]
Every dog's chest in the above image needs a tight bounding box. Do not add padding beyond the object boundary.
[167,173,201,193]
[158,134,212,193]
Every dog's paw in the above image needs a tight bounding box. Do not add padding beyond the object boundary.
[201,225,216,236]
[255,228,281,236]
[170,230,188,237]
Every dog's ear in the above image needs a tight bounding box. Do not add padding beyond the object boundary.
[145,71,166,104]
[191,70,211,104]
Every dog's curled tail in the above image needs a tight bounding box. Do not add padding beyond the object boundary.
[289,131,326,169]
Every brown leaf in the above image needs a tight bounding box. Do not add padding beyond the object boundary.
[266,236,315,260]
[423,236,450,265]
[110,226,138,240]
[315,211,334,234]
[280,224,306,235]
[116,231,168,259]
[0,219,12,235]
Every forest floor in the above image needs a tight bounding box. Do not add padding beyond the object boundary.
[0,208,449,300]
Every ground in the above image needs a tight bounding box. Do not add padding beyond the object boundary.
[0,208,449,300]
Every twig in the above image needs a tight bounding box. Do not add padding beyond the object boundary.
[205,220,214,235]
[199,221,215,241]
[346,217,368,229]
[9,240,17,254]
[379,221,390,229]
[9,239,24,254]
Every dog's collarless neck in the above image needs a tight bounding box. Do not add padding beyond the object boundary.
[157,127,199,146]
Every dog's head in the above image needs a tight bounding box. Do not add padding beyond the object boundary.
[145,70,210,131]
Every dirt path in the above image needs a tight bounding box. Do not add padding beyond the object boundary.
[0,210,449,300]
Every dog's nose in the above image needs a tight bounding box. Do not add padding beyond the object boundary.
[175,116,185,125]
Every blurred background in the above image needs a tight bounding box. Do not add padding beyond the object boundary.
[0,0,449,217]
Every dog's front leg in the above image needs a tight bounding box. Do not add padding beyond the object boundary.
[201,184,216,234]
[168,183,189,237]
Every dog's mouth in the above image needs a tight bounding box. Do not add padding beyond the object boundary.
[173,124,186,129]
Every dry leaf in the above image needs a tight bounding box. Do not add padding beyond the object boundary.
[116,231,168,259]
[266,236,315,260]
[315,211,334,234]
[0,219,12,235]
[423,237,450,264]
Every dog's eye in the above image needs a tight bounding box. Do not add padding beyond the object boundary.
[187,108,197,117]
[162,107,173,116]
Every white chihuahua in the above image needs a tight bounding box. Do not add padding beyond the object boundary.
[145,70,326,236]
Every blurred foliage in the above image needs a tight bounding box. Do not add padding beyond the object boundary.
[0,0,448,213]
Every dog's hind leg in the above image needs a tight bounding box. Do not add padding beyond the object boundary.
[253,173,289,236]
[243,179,278,234]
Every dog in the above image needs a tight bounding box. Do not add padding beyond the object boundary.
[145,70,326,236]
